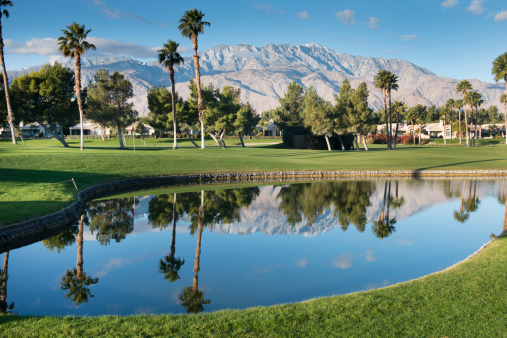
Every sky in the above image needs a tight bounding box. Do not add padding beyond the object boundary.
[2,0,507,83]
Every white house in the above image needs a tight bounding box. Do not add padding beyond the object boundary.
[69,121,110,136]
[125,122,155,136]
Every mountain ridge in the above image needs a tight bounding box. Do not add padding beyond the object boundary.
[7,43,504,116]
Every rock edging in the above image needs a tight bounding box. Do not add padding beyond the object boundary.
[1,170,507,252]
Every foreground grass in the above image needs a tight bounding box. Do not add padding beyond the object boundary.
[1,138,507,226]
[1,234,505,336]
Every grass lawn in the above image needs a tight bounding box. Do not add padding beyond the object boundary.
[1,137,507,226]
[1,138,507,336]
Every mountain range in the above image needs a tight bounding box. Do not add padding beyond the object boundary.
[8,43,505,116]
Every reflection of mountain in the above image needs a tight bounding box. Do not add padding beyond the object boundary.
[81,180,503,239]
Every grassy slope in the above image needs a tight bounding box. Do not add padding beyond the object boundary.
[2,138,507,226]
[1,234,505,337]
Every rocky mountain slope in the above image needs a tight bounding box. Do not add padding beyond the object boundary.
[9,43,505,116]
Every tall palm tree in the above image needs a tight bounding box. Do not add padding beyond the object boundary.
[456,80,473,147]
[57,22,96,151]
[467,91,483,147]
[178,9,210,149]
[0,1,15,144]
[387,73,399,149]
[374,70,391,149]
[445,98,455,143]
[454,99,463,144]
[158,40,184,149]
[500,94,507,143]
[492,52,507,143]
[392,100,405,149]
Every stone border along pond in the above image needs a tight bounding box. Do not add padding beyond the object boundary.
[1,169,507,252]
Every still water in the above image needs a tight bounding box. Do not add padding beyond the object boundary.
[1,179,506,316]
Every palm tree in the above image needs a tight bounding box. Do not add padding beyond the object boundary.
[456,80,473,147]
[500,94,507,143]
[492,52,507,143]
[467,91,483,147]
[0,1,15,144]
[158,40,184,149]
[445,98,455,143]
[57,22,96,151]
[178,9,210,149]
[454,99,464,143]
[392,100,405,149]
[387,74,399,149]
[374,70,391,149]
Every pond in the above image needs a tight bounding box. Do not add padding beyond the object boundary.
[1,179,506,316]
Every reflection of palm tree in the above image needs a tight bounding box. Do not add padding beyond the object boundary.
[503,193,507,233]
[372,181,396,239]
[60,214,99,306]
[179,191,210,313]
[464,180,480,214]
[454,180,470,224]
[159,193,185,282]
[0,251,14,313]
[498,180,506,205]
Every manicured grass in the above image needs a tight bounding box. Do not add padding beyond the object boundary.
[1,233,505,336]
[1,138,507,226]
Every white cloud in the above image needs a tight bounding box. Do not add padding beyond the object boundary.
[364,249,377,262]
[296,11,310,20]
[252,3,284,14]
[494,10,507,21]
[333,253,352,269]
[466,0,485,14]
[401,35,419,41]
[336,9,355,25]
[5,37,161,59]
[368,16,380,30]
[295,258,308,267]
[441,0,459,8]
[397,239,414,245]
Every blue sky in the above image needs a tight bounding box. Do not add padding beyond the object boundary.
[3,0,507,83]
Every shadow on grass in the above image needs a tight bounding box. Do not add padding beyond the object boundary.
[414,158,501,171]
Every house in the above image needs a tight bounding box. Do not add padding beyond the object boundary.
[19,122,48,138]
[69,121,110,136]
[125,123,156,136]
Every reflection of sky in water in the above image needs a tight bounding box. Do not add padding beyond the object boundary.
[1,180,505,316]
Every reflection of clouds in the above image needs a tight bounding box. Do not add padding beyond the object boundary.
[333,253,352,269]
[295,258,308,268]
[362,249,376,262]
[28,297,41,308]
[107,304,122,313]
[252,264,283,274]
[397,239,414,246]
[364,279,390,291]
[95,257,145,278]
[136,305,157,314]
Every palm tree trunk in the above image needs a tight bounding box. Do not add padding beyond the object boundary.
[170,68,178,150]
[464,105,469,147]
[418,123,422,145]
[118,125,125,149]
[355,134,360,151]
[394,110,399,149]
[503,191,507,233]
[504,100,507,145]
[411,121,415,145]
[381,181,387,221]
[77,214,84,284]
[193,191,204,292]
[170,193,177,258]
[1,251,8,306]
[443,116,447,145]
[0,24,16,145]
[382,88,389,149]
[191,38,205,149]
[388,89,393,149]
[73,52,85,151]
[459,109,462,144]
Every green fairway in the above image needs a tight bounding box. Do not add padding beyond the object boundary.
[1,138,507,226]
[1,138,507,336]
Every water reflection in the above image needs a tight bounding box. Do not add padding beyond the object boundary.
[60,214,99,306]
[5,179,507,316]
[0,251,14,314]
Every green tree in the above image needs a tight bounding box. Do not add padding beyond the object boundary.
[443,98,455,143]
[333,79,353,151]
[234,103,258,147]
[178,9,210,149]
[158,40,184,149]
[10,62,78,147]
[492,52,507,144]
[456,80,473,147]
[426,105,439,123]
[273,81,304,130]
[386,72,399,149]
[406,105,425,144]
[302,86,335,151]
[346,82,374,150]
[466,91,483,146]
[57,22,96,151]
[0,0,15,144]
[87,69,137,149]
[87,198,136,245]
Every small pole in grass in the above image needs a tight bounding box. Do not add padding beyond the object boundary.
[71,178,78,191]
